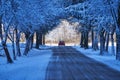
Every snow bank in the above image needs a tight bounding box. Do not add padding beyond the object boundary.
[0,47,52,80]
[73,46,120,72]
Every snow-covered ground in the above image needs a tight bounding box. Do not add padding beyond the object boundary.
[0,46,52,80]
[1,42,120,80]
[73,45,120,72]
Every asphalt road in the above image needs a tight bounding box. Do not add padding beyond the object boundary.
[45,46,120,80]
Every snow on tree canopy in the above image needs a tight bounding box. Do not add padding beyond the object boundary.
[0,0,118,32]
[65,0,118,32]
[0,0,71,32]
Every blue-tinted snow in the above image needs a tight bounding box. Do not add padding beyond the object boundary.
[0,46,52,80]
[73,43,120,72]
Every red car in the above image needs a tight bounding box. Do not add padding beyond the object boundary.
[58,41,65,46]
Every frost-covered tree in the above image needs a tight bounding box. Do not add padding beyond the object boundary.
[0,0,119,63]
[116,1,120,60]
[0,0,15,63]
[46,19,80,43]
[65,0,118,55]
[13,0,73,53]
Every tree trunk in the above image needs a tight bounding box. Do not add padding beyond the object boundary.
[39,32,42,45]
[0,25,3,40]
[0,21,13,63]
[116,32,120,60]
[105,32,109,52]
[15,29,21,56]
[24,39,30,55]
[84,31,88,49]
[36,32,40,49]
[35,32,42,49]
[91,30,94,48]
[116,2,120,60]
[24,33,33,55]
[80,32,84,47]
[23,33,30,55]
[2,41,13,63]
[12,30,16,60]
[42,34,45,45]
[100,29,105,55]
[93,32,99,50]
[29,34,34,49]
[111,34,115,55]
[12,41,16,60]
[100,36,104,55]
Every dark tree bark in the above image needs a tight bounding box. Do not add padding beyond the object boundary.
[91,30,94,48]
[80,29,89,49]
[39,32,43,45]
[12,41,16,60]
[0,26,13,63]
[12,30,16,60]
[24,33,30,55]
[107,0,120,60]
[0,16,13,63]
[29,34,34,49]
[105,32,109,52]
[2,41,13,63]
[24,32,34,55]
[24,39,30,55]
[84,31,89,49]
[35,32,42,49]
[0,14,3,39]
[35,32,40,49]
[111,34,115,55]
[100,28,105,55]
[8,28,16,60]
[42,34,45,45]
[116,2,120,60]
[116,32,120,60]
[15,29,21,56]
[93,32,99,50]
[80,32,84,47]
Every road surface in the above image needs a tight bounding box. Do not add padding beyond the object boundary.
[45,46,120,80]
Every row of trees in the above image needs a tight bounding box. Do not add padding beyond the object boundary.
[0,0,120,63]
[66,0,120,58]
[0,0,87,63]
[0,0,72,63]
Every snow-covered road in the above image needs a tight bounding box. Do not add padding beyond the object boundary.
[46,46,120,80]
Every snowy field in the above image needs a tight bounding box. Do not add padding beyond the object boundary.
[0,45,52,80]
